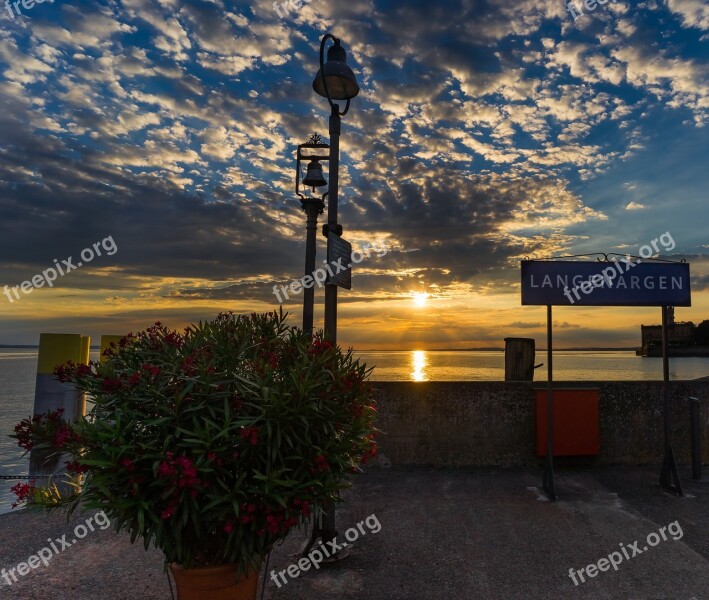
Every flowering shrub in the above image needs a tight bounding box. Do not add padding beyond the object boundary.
[11,311,377,573]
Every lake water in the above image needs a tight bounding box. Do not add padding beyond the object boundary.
[353,350,709,382]
[1,348,707,514]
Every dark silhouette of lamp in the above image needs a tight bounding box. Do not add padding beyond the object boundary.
[301,32,361,563]
[312,37,360,113]
[294,134,330,335]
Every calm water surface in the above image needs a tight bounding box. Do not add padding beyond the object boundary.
[354,350,709,382]
[1,348,707,513]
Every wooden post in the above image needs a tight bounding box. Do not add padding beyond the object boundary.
[504,337,535,381]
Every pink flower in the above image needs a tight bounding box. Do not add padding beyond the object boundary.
[77,364,93,376]
[66,461,88,474]
[161,499,177,520]
[361,441,378,464]
[240,427,260,446]
[14,420,34,451]
[164,332,182,348]
[157,454,202,495]
[180,355,196,375]
[140,364,161,378]
[157,462,174,478]
[47,408,65,421]
[207,452,224,466]
[309,339,334,356]
[265,352,278,369]
[54,362,75,383]
[313,454,330,472]
[102,377,122,392]
[53,425,72,449]
[10,481,36,509]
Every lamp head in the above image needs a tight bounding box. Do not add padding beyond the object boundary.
[312,39,360,101]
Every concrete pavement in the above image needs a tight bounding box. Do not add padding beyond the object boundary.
[1,465,707,599]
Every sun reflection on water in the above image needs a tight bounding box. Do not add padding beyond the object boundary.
[411,350,428,381]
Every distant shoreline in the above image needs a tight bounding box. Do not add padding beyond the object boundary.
[0,345,39,348]
[356,348,641,352]
[0,345,102,350]
[0,346,645,352]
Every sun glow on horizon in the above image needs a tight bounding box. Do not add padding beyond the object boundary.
[412,292,430,307]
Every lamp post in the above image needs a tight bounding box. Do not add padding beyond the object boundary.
[303,33,359,559]
[312,34,359,345]
[295,134,330,334]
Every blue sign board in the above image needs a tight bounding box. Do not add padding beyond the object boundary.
[521,260,691,306]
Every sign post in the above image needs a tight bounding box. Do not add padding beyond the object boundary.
[659,306,683,495]
[543,305,556,500]
[521,258,691,499]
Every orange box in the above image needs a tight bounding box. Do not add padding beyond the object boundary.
[535,389,600,456]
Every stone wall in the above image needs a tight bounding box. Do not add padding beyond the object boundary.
[371,381,709,466]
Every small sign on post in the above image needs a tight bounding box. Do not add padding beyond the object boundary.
[326,232,352,290]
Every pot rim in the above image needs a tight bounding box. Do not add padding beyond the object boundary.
[170,562,260,575]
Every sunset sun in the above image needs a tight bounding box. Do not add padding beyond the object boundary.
[412,292,430,307]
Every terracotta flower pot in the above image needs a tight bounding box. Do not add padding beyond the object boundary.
[170,563,260,600]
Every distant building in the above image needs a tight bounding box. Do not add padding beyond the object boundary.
[639,308,709,356]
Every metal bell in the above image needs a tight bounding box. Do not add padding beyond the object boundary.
[303,159,327,188]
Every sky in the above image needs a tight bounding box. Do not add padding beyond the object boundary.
[0,0,707,349]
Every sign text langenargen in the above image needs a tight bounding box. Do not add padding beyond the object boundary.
[521,260,691,306]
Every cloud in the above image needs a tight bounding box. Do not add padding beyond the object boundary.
[0,0,705,346]
[666,0,709,30]
[509,321,543,329]
[625,201,647,210]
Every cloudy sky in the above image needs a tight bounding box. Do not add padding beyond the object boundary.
[0,0,707,348]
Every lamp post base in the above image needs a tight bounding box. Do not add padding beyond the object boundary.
[659,445,683,496]
[299,526,351,563]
